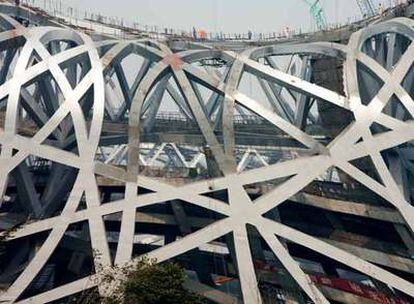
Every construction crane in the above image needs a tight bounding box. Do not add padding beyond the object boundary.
[355,0,377,18]
[301,0,327,31]
[301,0,379,32]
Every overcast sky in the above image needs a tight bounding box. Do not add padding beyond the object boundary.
[56,0,392,33]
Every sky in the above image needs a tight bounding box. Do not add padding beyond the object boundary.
[44,0,392,34]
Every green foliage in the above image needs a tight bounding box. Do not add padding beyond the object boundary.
[1,225,24,294]
[122,261,205,304]
[79,257,206,304]
[0,232,6,259]
[0,225,21,269]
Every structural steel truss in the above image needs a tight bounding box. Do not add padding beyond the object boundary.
[0,12,413,304]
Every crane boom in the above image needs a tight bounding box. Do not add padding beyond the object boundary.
[301,0,327,31]
[300,0,379,32]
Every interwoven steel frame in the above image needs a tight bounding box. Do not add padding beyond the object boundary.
[0,12,413,304]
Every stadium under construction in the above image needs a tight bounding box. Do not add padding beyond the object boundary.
[0,0,414,303]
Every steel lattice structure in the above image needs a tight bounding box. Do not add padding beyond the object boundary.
[0,9,413,304]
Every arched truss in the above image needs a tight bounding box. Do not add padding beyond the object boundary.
[0,11,413,303]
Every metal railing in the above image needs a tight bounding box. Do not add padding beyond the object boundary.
[14,0,398,42]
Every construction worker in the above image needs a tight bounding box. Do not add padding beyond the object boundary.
[284,26,291,38]
[198,29,206,40]
[192,27,197,39]
[378,3,385,16]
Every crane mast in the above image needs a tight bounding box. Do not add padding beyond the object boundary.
[301,0,327,30]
